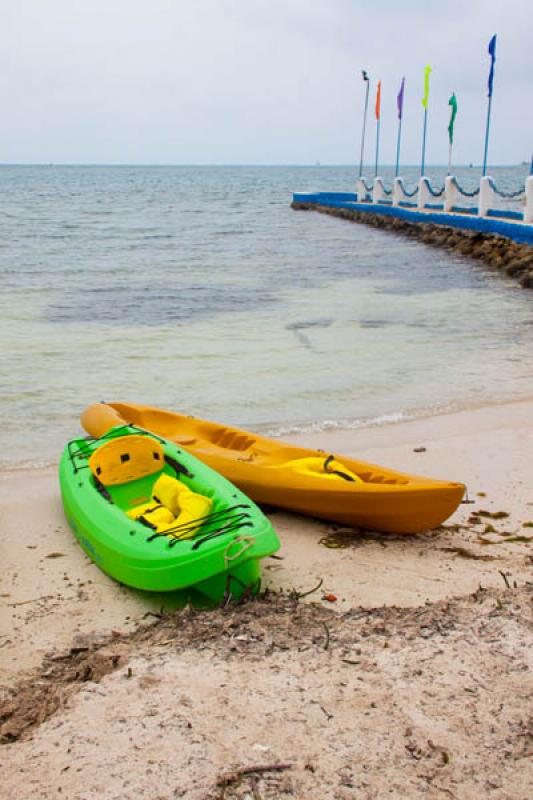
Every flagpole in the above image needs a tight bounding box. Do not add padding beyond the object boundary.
[421,108,428,176]
[395,116,402,177]
[358,71,370,178]
[482,35,497,177]
[375,118,380,177]
[482,95,493,177]
[395,77,405,178]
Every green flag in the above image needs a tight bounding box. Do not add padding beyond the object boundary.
[448,92,458,144]
[422,64,432,109]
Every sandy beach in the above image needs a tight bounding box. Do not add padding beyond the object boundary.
[1,398,532,798]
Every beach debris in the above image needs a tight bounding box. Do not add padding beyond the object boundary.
[498,570,512,589]
[215,762,293,790]
[428,739,451,765]
[322,593,338,603]
[319,528,388,549]
[7,595,53,608]
[523,521,533,528]
[291,578,323,600]
[477,492,487,497]
[440,547,495,561]
[477,510,510,520]
[479,535,532,545]
[413,446,427,453]
[45,552,66,559]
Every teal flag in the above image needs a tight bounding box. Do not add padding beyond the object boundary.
[448,92,458,144]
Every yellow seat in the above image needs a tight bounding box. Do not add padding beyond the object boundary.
[278,456,362,483]
[127,472,213,539]
[89,435,165,486]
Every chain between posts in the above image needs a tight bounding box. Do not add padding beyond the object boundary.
[488,177,525,199]
[401,184,419,198]
[426,182,445,198]
[451,177,480,198]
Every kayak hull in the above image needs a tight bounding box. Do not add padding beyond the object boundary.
[60,425,280,600]
[81,403,466,534]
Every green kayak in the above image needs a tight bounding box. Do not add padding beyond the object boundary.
[59,424,280,602]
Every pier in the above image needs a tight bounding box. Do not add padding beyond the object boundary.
[292,174,533,289]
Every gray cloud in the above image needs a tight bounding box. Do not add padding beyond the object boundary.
[0,0,530,165]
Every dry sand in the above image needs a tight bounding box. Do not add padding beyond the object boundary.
[1,399,532,798]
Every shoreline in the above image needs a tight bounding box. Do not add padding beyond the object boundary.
[2,392,533,474]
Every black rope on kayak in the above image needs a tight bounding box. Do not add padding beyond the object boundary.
[67,429,131,469]
[93,475,114,504]
[144,504,252,546]
[156,511,252,547]
[67,441,93,472]
[137,514,157,530]
[171,504,250,536]
[136,503,165,519]
[146,503,250,538]
[324,454,356,482]
[164,455,193,479]
[177,510,252,544]
[190,519,254,550]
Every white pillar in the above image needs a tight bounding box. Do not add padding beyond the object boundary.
[373,177,385,204]
[444,175,459,213]
[355,178,370,202]
[524,176,533,224]
[478,176,495,218]
[392,177,404,206]
[417,177,431,210]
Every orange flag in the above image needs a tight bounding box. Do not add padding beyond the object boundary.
[375,80,382,120]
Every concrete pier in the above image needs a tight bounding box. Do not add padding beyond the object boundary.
[291,192,533,289]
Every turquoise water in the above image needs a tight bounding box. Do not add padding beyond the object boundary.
[0,165,531,468]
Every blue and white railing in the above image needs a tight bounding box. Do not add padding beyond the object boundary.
[355,175,532,223]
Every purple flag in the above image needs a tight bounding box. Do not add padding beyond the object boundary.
[487,35,497,97]
[397,77,405,120]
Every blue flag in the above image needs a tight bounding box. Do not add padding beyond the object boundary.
[488,34,497,97]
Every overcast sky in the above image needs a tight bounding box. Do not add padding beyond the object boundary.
[1,0,531,165]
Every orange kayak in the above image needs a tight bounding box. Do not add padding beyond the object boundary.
[81,402,465,534]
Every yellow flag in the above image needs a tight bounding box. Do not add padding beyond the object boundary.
[422,64,432,109]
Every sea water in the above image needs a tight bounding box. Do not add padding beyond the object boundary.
[0,164,531,468]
